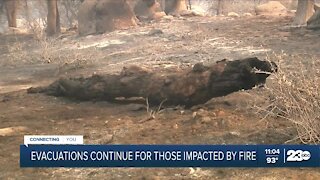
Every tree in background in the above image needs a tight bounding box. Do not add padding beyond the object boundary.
[46,0,60,36]
[4,0,17,27]
[293,0,315,25]
[217,0,224,15]
[61,0,81,27]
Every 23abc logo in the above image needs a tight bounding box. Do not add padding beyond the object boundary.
[286,150,311,162]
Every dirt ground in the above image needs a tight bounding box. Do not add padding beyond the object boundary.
[1,14,320,179]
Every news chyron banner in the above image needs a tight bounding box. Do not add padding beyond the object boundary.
[21,135,319,167]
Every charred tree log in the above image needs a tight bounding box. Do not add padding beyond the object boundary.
[28,57,276,107]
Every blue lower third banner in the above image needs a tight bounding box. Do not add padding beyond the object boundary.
[20,145,320,167]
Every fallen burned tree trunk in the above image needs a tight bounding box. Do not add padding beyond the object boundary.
[28,57,276,107]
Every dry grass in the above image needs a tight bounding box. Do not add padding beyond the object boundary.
[257,53,320,144]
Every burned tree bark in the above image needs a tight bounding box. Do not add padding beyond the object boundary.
[28,57,276,107]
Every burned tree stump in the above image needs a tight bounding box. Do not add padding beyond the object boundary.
[78,0,137,36]
[164,0,188,15]
[133,0,166,20]
[28,57,276,107]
